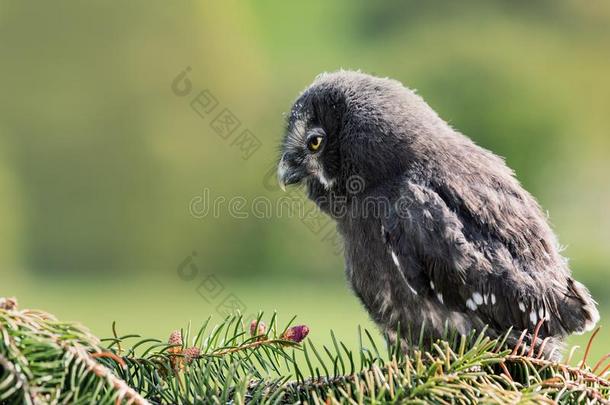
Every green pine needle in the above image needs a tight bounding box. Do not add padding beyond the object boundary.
[1,297,608,404]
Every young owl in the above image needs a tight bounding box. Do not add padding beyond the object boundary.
[277,70,599,358]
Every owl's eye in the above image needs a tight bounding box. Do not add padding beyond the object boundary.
[306,135,324,152]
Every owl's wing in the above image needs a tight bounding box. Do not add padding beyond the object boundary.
[381,179,598,337]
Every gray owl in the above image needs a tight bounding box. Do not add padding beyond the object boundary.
[277,71,599,358]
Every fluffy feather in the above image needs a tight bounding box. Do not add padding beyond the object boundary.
[278,70,598,358]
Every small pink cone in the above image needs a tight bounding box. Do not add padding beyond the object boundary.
[167,330,184,371]
[250,320,267,336]
[281,325,310,343]
[168,330,183,346]
[183,346,201,364]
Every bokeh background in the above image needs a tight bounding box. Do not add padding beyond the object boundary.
[1,1,609,359]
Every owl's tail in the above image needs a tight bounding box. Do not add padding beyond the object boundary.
[556,278,599,335]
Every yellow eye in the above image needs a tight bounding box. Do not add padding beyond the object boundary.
[307,135,323,152]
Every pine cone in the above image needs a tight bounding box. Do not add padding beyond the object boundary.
[167,330,184,371]
[250,320,267,337]
[281,325,309,343]
[183,346,201,364]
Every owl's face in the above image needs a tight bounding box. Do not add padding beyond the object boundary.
[277,92,342,194]
[278,71,411,198]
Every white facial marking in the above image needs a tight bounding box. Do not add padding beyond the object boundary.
[518,301,526,312]
[466,298,477,311]
[430,281,435,290]
[316,172,334,189]
[437,293,444,304]
[483,293,489,305]
[491,294,496,305]
[538,307,544,320]
[529,311,538,325]
[284,117,308,153]
[309,161,334,190]
[472,292,483,305]
[307,154,334,190]
[293,118,307,137]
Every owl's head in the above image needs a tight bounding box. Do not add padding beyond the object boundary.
[277,70,438,198]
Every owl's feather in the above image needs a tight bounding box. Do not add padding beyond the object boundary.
[278,70,599,358]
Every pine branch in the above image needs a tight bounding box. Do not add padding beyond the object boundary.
[0,297,148,404]
[1,296,609,404]
[63,345,150,405]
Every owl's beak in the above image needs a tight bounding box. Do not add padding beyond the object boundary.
[277,153,306,192]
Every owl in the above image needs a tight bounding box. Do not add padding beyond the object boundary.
[277,71,599,357]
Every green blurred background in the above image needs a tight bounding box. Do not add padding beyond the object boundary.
[1,1,609,359]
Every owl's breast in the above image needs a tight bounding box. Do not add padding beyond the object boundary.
[340,217,403,323]
[339,216,477,338]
